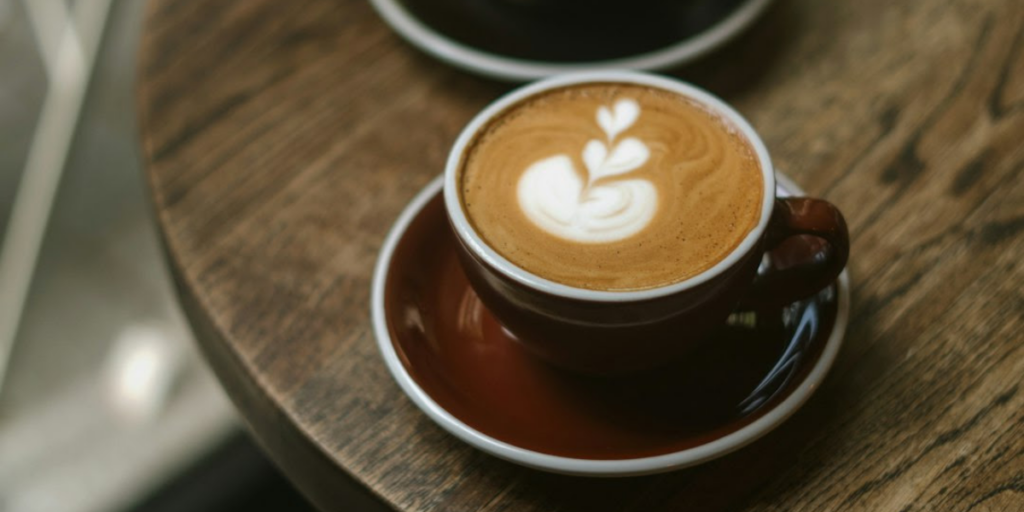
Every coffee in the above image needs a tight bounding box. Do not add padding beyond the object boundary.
[396,0,751,63]
[459,83,764,291]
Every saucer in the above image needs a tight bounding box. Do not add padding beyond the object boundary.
[371,174,849,476]
[369,0,774,81]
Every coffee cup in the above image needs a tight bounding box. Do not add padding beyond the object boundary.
[371,0,773,81]
[443,71,848,375]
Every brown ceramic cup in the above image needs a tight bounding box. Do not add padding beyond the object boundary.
[443,72,849,375]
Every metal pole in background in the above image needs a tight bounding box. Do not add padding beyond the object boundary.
[0,0,114,395]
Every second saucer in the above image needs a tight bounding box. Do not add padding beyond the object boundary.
[369,0,774,81]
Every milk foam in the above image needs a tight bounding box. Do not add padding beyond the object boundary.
[516,99,657,243]
[460,84,764,291]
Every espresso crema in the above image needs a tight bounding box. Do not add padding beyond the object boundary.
[460,84,764,291]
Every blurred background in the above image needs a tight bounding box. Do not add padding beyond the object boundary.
[0,1,318,510]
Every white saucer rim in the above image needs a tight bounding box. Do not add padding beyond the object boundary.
[371,173,849,476]
[367,0,775,82]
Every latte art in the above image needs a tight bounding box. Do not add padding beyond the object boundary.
[517,99,657,243]
[460,84,763,291]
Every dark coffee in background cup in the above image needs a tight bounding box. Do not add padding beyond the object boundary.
[397,0,751,62]
[459,83,764,291]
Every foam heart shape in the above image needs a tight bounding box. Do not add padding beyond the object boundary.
[518,155,657,243]
[597,99,640,141]
[584,138,650,182]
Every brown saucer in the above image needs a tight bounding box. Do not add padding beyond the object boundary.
[375,178,842,462]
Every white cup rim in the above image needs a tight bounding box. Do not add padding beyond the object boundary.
[368,0,774,82]
[443,71,776,303]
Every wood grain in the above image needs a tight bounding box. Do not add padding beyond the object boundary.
[137,0,1024,510]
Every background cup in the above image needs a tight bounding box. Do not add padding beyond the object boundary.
[369,0,773,81]
[443,71,848,374]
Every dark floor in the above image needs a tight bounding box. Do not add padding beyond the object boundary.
[125,433,317,512]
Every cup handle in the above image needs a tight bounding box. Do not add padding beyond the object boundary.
[738,197,850,309]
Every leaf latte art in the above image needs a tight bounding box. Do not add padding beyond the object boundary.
[460,84,764,291]
[517,99,656,243]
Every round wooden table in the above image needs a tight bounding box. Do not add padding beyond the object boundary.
[138,0,1024,510]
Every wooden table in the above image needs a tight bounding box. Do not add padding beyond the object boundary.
[137,0,1024,510]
